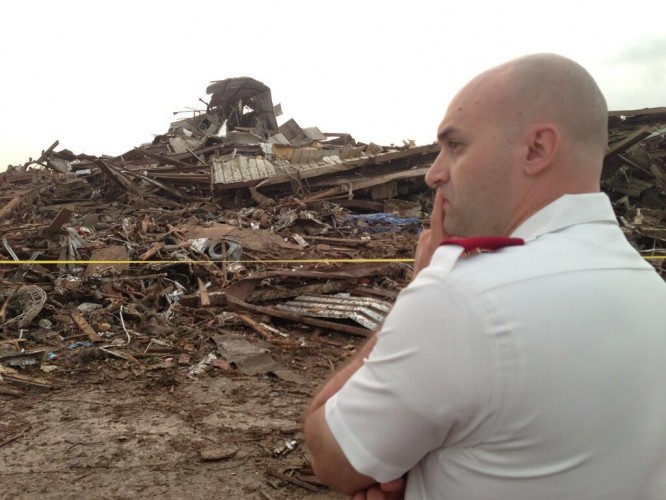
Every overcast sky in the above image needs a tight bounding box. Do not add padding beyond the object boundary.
[1,0,665,169]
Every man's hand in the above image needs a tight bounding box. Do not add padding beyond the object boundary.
[351,477,407,500]
[413,189,448,278]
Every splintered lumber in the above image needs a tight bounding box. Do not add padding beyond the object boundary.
[237,314,272,340]
[245,280,351,302]
[606,126,652,158]
[0,294,12,322]
[36,140,60,166]
[1,372,52,390]
[197,278,211,307]
[139,242,166,260]
[44,206,74,235]
[96,158,142,194]
[0,196,21,220]
[303,235,370,247]
[70,310,102,342]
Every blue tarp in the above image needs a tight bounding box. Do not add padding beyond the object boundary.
[345,213,421,233]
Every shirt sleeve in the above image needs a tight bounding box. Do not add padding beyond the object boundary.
[325,269,500,483]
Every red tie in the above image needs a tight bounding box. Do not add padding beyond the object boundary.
[440,236,525,252]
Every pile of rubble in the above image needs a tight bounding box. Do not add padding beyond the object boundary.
[1,78,664,396]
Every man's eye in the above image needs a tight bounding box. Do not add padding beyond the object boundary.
[448,140,461,151]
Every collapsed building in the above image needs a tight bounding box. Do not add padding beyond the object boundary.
[18,77,439,212]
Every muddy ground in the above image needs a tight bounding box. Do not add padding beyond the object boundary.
[0,328,360,499]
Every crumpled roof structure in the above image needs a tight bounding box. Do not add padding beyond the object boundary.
[206,76,279,135]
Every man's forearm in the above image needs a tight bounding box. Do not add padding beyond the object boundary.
[303,333,380,495]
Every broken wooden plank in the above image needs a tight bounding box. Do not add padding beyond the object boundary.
[44,206,74,235]
[0,196,21,220]
[99,347,145,367]
[197,278,211,307]
[237,314,272,340]
[219,263,401,304]
[302,235,370,247]
[242,262,403,281]
[70,310,103,342]
[99,273,167,283]
[96,158,142,194]
[302,166,430,203]
[133,146,192,167]
[122,170,189,200]
[605,126,652,158]
[34,140,60,168]
[324,199,384,211]
[0,292,13,322]
[1,372,52,390]
[245,280,352,303]
[139,242,166,260]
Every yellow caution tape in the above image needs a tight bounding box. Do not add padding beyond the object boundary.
[0,256,664,265]
[0,258,415,265]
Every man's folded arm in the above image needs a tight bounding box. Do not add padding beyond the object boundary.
[303,334,380,495]
[304,403,376,495]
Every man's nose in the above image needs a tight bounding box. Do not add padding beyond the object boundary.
[425,151,448,187]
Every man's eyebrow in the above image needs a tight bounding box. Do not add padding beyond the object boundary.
[437,126,456,143]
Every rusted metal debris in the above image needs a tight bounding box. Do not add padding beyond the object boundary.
[275,294,392,330]
[603,109,666,257]
[1,77,665,396]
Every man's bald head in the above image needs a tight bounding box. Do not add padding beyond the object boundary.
[486,53,608,160]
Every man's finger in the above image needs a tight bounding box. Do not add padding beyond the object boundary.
[379,477,406,492]
[413,229,432,278]
[430,188,446,243]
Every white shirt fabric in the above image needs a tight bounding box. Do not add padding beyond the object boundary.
[326,193,666,499]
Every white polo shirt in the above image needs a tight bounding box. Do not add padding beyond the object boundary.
[326,193,666,499]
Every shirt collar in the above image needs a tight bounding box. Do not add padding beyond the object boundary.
[510,193,618,242]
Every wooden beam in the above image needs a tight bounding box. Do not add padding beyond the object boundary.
[44,206,74,235]
[606,126,652,158]
[70,310,102,342]
[197,278,211,307]
[303,166,429,203]
[0,196,21,220]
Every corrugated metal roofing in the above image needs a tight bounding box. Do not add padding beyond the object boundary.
[212,155,345,185]
[275,294,392,330]
[211,143,440,186]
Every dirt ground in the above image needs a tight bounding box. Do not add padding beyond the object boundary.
[0,328,361,499]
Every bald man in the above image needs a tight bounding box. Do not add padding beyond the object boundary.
[304,54,666,499]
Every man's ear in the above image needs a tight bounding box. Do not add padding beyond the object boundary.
[523,123,560,176]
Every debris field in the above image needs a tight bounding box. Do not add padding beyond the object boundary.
[1,79,665,499]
